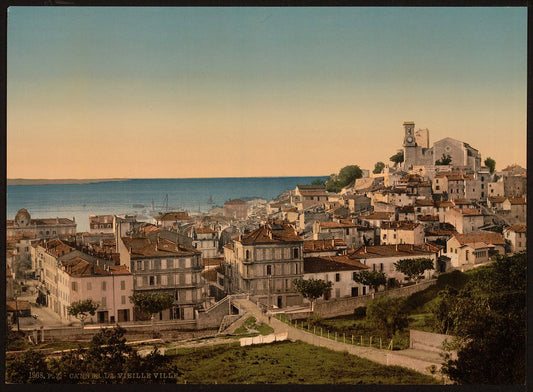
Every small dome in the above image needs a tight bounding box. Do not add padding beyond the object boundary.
[15,209,31,227]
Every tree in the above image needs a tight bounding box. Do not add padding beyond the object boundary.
[394,258,434,283]
[389,151,404,166]
[435,153,452,165]
[129,292,175,330]
[35,327,181,384]
[293,278,333,311]
[366,296,408,338]
[437,253,526,384]
[325,165,363,192]
[484,157,496,174]
[68,299,99,329]
[6,350,49,384]
[310,179,326,186]
[352,270,386,294]
[373,161,385,174]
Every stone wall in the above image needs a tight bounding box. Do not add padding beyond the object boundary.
[313,280,436,318]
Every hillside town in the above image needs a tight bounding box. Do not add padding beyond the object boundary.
[6,122,527,380]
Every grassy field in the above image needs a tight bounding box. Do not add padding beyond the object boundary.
[169,340,439,384]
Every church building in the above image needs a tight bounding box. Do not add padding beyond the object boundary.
[402,121,481,171]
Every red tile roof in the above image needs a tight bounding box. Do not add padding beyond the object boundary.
[452,232,505,246]
[415,200,435,207]
[304,256,370,273]
[418,214,439,222]
[488,196,506,203]
[360,212,394,220]
[239,220,302,244]
[508,197,526,205]
[303,239,348,253]
[122,236,199,258]
[318,221,360,229]
[504,224,526,233]
[381,221,421,230]
[224,199,247,205]
[347,244,438,259]
[155,211,190,221]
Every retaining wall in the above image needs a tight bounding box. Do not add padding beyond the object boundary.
[313,280,436,318]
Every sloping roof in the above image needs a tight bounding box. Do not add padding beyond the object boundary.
[435,201,455,208]
[452,232,505,246]
[381,221,421,230]
[415,200,435,207]
[61,257,108,276]
[189,226,216,234]
[503,224,526,233]
[303,239,347,253]
[122,236,199,258]
[109,265,131,275]
[296,184,326,191]
[347,244,438,259]
[418,215,440,222]
[488,196,506,203]
[239,220,302,244]
[304,256,370,274]
[508,197,526,205]
[398,205,415,213]
[318,221,360,229]
[155,211,190,221]
[299,189,328,197]
[360,212,394,220]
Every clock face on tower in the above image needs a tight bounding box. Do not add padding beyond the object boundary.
[406,136,414,143]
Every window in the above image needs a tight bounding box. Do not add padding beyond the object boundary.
[267,265,272,276]
[383,234,387,239]
[101,297,106,307]
[372,264,376,271]
[335,273,340,282]
[293,248,299,259]
[149,276,155,286]
[161,275,168,285]
[120,280,125,290]
[245,250,250,260]
[466,250,469,261]
[380,263,384,272]
[137,277,143,287]
[87,282,92,290]
[345,228,350,235]
[435,186,440,191]
[137,261,142,271]
[102,281,107,291]
[72,282,78,291]
[167,259,174,268]
[121,295,126,305]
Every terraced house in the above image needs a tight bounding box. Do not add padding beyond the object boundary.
[118,236,206,321]
[224,220,304,308]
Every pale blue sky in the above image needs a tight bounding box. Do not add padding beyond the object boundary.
[7,7,527,178]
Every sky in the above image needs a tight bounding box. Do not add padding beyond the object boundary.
[7,7,527,179]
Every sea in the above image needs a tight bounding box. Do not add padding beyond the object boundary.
[7,177,326,233]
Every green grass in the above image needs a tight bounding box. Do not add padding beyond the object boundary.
[233,317,274,337]
[169,340,439,384]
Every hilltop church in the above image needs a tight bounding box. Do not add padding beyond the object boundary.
[401,121,481,171]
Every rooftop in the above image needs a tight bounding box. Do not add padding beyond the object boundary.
[155,211,190,221]
[451,232,505,246]
[122,236,199,258]
[239,220,302,245]
[304,256,370,274]
[347,244,440,259]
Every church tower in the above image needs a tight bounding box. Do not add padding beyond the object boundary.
[403,121,418,169]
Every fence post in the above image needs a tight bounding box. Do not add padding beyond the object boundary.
[351,335,354,345]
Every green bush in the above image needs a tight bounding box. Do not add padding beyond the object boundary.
[353,306,367,319]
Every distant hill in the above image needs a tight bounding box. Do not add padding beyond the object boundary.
[7,178,128,186]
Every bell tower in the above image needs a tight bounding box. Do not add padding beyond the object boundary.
[403,121,416,147]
